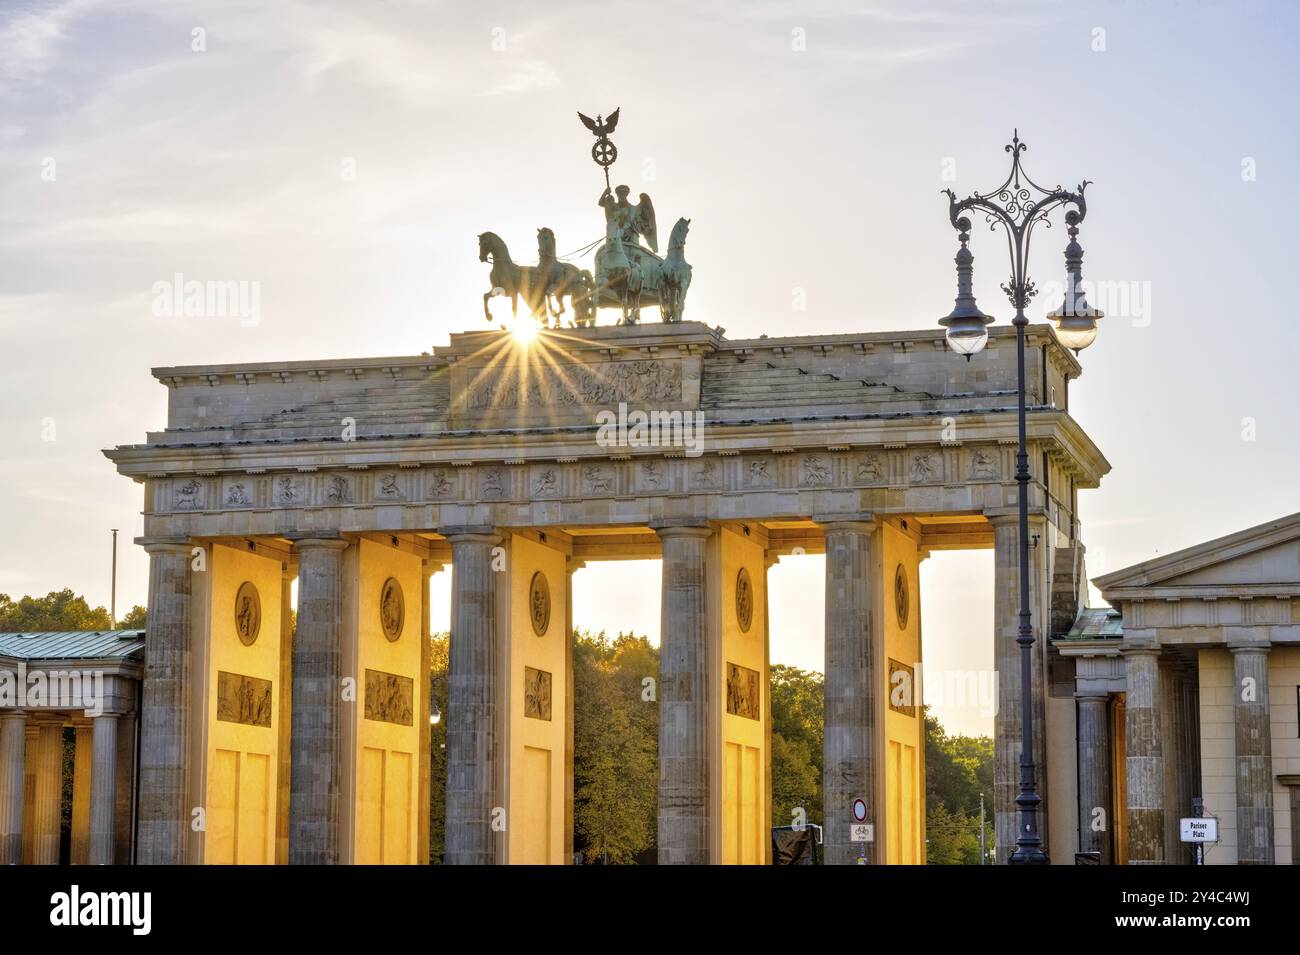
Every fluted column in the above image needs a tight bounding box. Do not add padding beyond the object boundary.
[0,709,27,864]
[113,713,136,865]
[1231,644,1274,864]
[988,514,1048,861]
[444,528,503,865]
[653,522,713,865]
[820,519,879,865]
[137,540,193,864]
[1075,693,1111,863]
[276,561,294,866]
[88,714,119,865]
[290,537,349,864]
[31,721,63,864]
[1124,644,1164,864]
[417,557,436,865]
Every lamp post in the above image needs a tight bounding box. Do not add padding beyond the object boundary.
[938,131,1101,865]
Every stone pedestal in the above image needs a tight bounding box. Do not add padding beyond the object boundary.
[88,714,119,865]
[821,519,879,865]
[0,709,27,865]
[1075,694,1111,862]
[138,540,193,865]
[1124,645,1164,864]
[1231,645,1274,864]
[654,523,713,865]
[443,528,503,865]
[289,537,349,864]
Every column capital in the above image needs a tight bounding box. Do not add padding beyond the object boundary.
[439,525,502,545]
[1074,691,1110,703]
[0,708,27,723]
[650,521,712,540]
[814,514,878,535]
[1227,638,1272,654]
[138,537,192,555]
[983,508,1050,527]
[290,536,350,552]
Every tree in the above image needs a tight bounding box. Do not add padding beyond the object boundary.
[923,708,993,864]
[0,590,116,631]
[572,630,658,863]
[769,664,823,828]
[118,605,148,629]
[428,632,449,863]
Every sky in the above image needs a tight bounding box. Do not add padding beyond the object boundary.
[2,0,1297,736]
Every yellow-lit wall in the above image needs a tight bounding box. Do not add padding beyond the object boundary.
[717,527,769,865]
[352,539,423,865]
[881,521,924,865]
[204,544,282,865]
[506,534,567,865]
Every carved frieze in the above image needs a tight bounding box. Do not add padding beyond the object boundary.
[524,666,552,721]
[380,577,404,641]
[465,358,682,411]
[725,662,760,720]
[888,659,916,717]
[735,567,754,633]
[234,581,261,646]
[326,474,352,504]
[216,671,272,727]
[159,441,1021,515]
[801,455,830,486]
[225,481,252,507]
[529,571,551,636]
[364,669,414,725]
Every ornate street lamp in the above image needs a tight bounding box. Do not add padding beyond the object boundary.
[939,131,1100,865]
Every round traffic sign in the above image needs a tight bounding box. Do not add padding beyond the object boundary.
[852,798,867,822]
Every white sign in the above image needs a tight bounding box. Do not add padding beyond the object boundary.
[1179,817,1218,843]
[852,798,868,822]
[850,823,874,843]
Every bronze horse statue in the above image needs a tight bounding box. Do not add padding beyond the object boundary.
[536,228,595,327]
[478,231,549,322]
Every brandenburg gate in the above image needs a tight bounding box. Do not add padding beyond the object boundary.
[105,317,1109,864]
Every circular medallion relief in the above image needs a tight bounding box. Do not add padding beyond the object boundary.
[529,571,551,636]
[234,581,261,646]
[380,577,404,642]
[894,564,909,630]
[735,566,754,633]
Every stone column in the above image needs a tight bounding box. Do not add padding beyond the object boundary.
[1123,643,1164,864]
[113,713,136,865]
[71,723,92,864]
[988,514,1048,861]
[276,561,294,866]
[443,528,503,865]
[88,714,119,865]
[1277,776,1300,865]
[137,540,193,864]
[417,558,436,866]
[1230,644,1274,864]
[290,537,349,865]
[31,721,63,865]
[653,523,713,865]
[0,709,27,865]
[1075,693,1111,863]
[820,519,879,865]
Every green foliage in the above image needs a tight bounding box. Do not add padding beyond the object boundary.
[428,632,449,863]
[923,707,993,864]
[572,629,658,864]
[0,589,117,631]
[769,664,823,828]
[117,605,148,629]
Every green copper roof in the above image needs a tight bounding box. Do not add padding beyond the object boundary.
[1057,608,1122,641]
[0,630,145,662]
